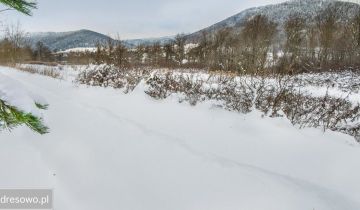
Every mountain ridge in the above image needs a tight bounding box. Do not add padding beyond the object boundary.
[186,0,360,41]
[27,0,360,50]
[27,29,175,51]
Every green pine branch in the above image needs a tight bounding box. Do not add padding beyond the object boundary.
[0,99,49,134]
[0,1,44,134]
[0,0,37,16]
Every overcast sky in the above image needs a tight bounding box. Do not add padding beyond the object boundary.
[0,0,287,39]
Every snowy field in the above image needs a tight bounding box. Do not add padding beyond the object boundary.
[1,65,360,210]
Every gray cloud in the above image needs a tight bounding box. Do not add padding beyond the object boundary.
[0,0,285,39]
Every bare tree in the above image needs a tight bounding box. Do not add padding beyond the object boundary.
[2,22,31,63]
[239,15,277,74]
[146,42,162,66]
[163,42,175,65]
[188,31,210,67]
[94,41,104,64]
[283,14,306,73]
[132,44,146,65]
[353,11,360,65]
[208,28,238,71]
[355,8,360,47]
[316,6,338,67]
[34,41,53,62]
[105,37,115,64]
[113,38,128,67]
[174,33,187,65]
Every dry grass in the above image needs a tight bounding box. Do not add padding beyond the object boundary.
[14,64,62,79]
[25,61,59,66]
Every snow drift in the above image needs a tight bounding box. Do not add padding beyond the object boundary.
[0,66,360,210]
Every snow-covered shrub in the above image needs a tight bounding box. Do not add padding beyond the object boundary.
[146,71,360,141]
[75,65,360,142]
[76,65,151,93]
[255,86,360,141]
[292,70,360,93]
[146,72,205,105]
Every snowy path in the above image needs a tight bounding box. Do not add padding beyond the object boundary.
[1,67,360,210]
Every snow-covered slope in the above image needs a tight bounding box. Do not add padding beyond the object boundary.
[28,29,114,51]
[28,30,174,51]
[0,69,46,116]
[187,0,360,41]
[125,36,175,47]
[0,66,360,210]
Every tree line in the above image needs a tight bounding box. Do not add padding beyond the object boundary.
[0,23,53,64]
[2,4,360,74]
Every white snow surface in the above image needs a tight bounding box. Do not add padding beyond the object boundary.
[56,47,97,54]
[0,66,360,210]
[0,67,46,116]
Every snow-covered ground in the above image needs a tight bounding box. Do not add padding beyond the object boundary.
[1,66,360,210]
[55,47,97,54]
